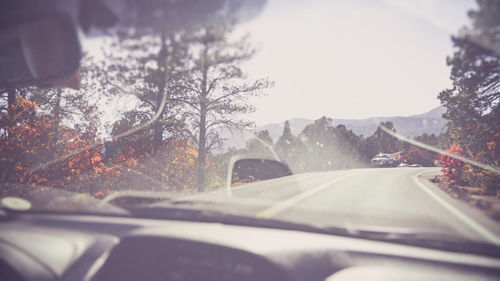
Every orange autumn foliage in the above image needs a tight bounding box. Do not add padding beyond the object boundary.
[2,97,212,198]
[1,97,120,194]
[439,143,465,184]
[109,136,200,192]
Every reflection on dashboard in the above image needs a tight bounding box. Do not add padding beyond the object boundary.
[96,236,288,281]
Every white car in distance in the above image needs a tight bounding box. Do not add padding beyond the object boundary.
[371,153,397,167]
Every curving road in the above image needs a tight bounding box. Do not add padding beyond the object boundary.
[189,168,500,245]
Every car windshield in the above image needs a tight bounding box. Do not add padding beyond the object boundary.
[1,0,499,248]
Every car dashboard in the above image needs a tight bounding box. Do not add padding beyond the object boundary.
[0,212,499,281]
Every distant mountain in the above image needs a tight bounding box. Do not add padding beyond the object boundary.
[411,105,446,119]
[219,106,447,152]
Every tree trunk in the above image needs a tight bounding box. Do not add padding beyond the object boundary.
[50,89,62,159]
[7,89,16,127]
[196,42,209,191]
[2,89,17,183]
[88,149,94,195]
[153,32,169,153]
[197,105,207,191]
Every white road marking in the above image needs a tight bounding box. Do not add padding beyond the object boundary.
[255,172,358,218]
[412,170,500,245]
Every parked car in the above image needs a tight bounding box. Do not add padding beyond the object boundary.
[398,163,410,167]
[410,164,423,167]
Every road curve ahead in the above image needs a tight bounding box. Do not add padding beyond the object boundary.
[194,168,500,245]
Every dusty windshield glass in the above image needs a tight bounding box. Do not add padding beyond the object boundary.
[1,0,499,247]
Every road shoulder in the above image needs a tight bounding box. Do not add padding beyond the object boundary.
[430,175,500,222]
[415,169,500,244]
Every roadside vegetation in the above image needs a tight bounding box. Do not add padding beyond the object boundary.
[229,119,440,173]
[0,0,497,200]
[1,14,269,196]
[437,0,499,196]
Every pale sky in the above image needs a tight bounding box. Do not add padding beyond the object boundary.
[83,0,477,128]
[240,0,476,126]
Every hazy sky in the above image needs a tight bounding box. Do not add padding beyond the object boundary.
[84,0,477,127]
[239,0,476,126]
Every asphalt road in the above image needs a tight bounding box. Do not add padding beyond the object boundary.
[191,167,500,245]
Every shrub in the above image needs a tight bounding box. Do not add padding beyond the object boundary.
[440,143,465,184]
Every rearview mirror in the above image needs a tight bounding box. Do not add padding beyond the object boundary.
[231,158,293,186]
[0,11,81,88]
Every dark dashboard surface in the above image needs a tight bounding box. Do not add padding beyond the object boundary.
[1,212,499,281]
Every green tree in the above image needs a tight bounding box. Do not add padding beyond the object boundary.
[438,0,500,193]
[299,117,366,171]
[245,130,274,157]
[99,28,189,152]
[438,0,499,160]
[414,133,439,147]
[275,121,307,172]
[364,121,401,157]
[179,20,272,190]
[399,133,440,167]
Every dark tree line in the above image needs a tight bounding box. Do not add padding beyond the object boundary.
[235,118,441,174]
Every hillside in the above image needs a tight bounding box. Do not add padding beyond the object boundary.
[220,106,447,151]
